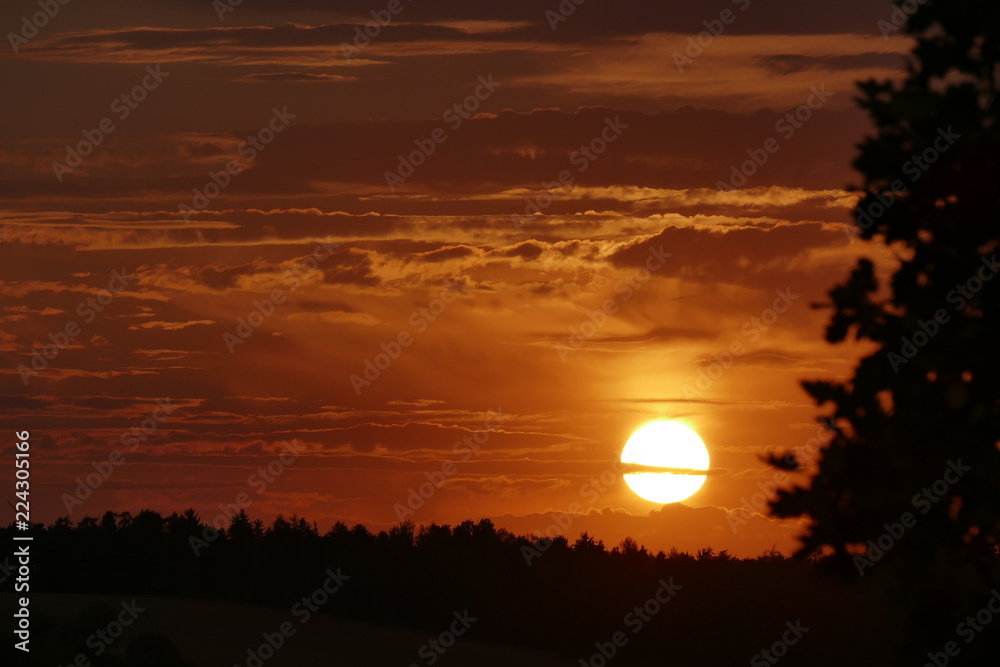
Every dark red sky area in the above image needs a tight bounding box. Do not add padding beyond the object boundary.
[0,0,911,555]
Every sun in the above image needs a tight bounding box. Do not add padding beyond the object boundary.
[621,421,710,504]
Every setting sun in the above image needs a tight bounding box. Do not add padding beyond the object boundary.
[621,421,710,504]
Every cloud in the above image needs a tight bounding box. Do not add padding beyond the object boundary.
[167,0,914,38]
[586,326,718,345]
[235,72,359,84]
[0,107,871,205]
[129,320,216,331]
[286,311,380,326]
[445,475,571,496]
[757,52,907,75]
[387,399,447,407]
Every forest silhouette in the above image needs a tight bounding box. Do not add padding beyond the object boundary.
[4,510,913,666]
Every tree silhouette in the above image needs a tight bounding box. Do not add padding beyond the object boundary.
[769,0,1000,662]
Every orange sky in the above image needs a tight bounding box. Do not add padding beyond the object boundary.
[0,0,912,556]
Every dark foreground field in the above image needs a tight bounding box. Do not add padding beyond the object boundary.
[3,512,911,666]
[7,593,578,667]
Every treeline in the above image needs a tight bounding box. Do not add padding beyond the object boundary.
[4,510,902,665]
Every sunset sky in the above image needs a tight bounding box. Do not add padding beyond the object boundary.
[1,0,913,556]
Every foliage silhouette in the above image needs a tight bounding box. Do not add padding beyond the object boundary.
[768,0,1000,663]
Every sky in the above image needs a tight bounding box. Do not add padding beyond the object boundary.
[0,0,912,556]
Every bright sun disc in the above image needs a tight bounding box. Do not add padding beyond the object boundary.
[621,421,709,504]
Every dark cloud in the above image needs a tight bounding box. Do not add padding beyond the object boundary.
[168,0,901,38]
[502,241,544,260]
[608,221,846,283]
[236,72,359,84]
[590,326,718,344]
[414,245,478,262]
[0,106,870,205]
[758,52,909,75]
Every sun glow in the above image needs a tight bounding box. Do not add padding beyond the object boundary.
[621,421,710,504]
